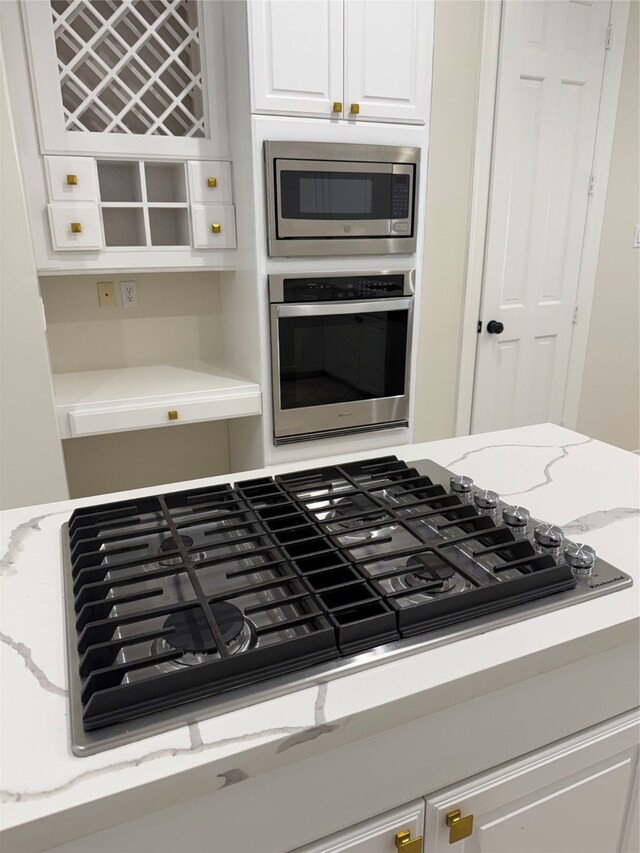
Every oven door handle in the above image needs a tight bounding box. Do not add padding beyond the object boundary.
[275,297,413,318]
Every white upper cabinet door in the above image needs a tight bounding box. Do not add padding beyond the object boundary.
[424,714,639,853]
[248,0,344,119]
[344,0,434,124]
[21,0,229,158]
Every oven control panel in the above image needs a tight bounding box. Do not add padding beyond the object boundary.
[278,274,409,302]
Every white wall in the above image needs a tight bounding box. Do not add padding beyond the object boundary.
[62,420,231,499]
[39,271,234,497]
[413,0,484,442]
[0,38,68,510]
[40,272,226,373]
[577,0,640,451]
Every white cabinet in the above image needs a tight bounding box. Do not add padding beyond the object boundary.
[44,156,99,202]
[292,714,639,853]
[41,155,236,253]
[21,0,229,158]
[424,714,639,853]
[344,1,434,125]
[47,203,102,250]
[248,0,344,119]
[293,800,425,853]
[249,0,433,125]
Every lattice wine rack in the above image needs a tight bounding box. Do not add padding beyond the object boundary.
[50,0,206,138]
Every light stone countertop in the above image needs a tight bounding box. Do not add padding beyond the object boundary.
[1,424,638,850]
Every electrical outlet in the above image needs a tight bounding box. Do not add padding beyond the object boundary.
[97,282,116,308]
[634,225,640,249]
[119,280,138,307]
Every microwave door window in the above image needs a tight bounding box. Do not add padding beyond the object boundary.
[277,311,408,410]
[279,171,392,220]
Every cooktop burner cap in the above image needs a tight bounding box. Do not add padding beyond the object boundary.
[164,603,244,653]
[159,534,194,553]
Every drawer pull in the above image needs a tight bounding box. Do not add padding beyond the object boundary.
[395,830,422,853]
[446,809,474,844]
[207,177,217,188]
[332,101,342,114]
[167,410,178,421]
[70,222,82,233]
[350,102,360,114]
[211,223,221,234]
[66,174,78,186]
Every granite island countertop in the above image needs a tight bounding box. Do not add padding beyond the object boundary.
[1,424,639,853]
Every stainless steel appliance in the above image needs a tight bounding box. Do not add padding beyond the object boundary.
[269,270,414,444]
[265,141,419,257]
[63,455,632,755]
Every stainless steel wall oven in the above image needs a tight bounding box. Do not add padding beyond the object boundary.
[265,141,419,257]
[269,270,414,444]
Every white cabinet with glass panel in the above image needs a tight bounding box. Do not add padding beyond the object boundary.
[6,0,236,271]
[21,0,227,158]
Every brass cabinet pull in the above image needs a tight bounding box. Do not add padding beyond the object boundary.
[167,410,178,421]
[207,177,217,188]
[350,102,360,114]
[70,222,82,233]
[395,829,422,853]
[66,174,78,185]
[332,101,343,113]
[211,223,221,234]
[446,809,474,844]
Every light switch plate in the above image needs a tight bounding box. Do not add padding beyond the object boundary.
[97,282,116,308]
[633,225,640,248]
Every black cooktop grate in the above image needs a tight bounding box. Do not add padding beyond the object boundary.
[67,456,577,731]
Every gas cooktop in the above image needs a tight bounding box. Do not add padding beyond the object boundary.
[63,456,632,755]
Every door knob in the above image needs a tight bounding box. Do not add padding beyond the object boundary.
[486,320,504,334]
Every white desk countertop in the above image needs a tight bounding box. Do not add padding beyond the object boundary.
[1,424,638,850]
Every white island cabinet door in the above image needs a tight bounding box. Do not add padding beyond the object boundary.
[248,0,344,119]
[424,712,639,853]
[293,800,425,853]
[344,0,433,124]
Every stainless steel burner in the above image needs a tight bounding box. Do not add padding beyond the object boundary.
[152,621,255,668]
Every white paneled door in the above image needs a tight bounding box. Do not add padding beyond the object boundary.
[471,0,611,433]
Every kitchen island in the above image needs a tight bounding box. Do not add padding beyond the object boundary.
[1,424,638,853]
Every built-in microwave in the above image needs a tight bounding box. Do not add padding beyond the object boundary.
[265,141,419,257]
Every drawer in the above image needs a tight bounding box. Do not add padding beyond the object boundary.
[187,161,233,203]
[44,156,99,202]
[190,204,237,249]
[47,203,103,251]
[67,393,261,437]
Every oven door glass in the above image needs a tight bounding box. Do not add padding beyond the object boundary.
[276,302,410,411]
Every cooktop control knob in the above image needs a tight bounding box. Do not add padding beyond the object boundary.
[502,505,530,529]
[474,489,499,511]
[534,524,564,551]
[450,474,474,494]
[564,542,596,574]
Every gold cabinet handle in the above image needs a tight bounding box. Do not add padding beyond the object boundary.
[167,410,178,421]
[395,830,422,853]
[207,177,217,188]
[332,101,343,114]
[446,809,474,844]
[211,223,221,234]
[70,222,82,233]
[350,102,360,114]
[66,174,78,185]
